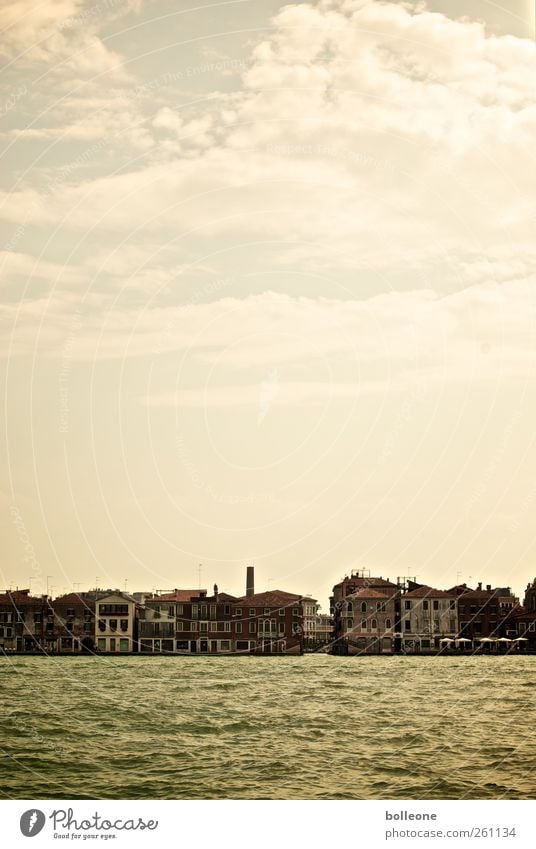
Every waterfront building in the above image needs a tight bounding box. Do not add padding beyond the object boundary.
[302,612,334,650]
[399,585,458,653]
[95,592,139,653]
[451,583,519,645]
[512,579,536,651]
[0,589,47,652]
[336,587,396,654]
[231,589,311,654]
[50,592,97,653]
[140,586,238,654]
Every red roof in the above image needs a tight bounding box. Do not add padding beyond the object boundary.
[234,590,307,607]
[404,586,454,598]
[149,589,206,602]
[0,590,44,605]
[347,588,388,600]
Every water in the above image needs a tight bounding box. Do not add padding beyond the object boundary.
[0,655,534,800]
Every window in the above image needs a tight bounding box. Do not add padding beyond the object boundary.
[279,622,285,634]
[385,618,392,629]
[371,619,377,629]
[210,622,217,632]
[361,602,367,613]
[347,619,353,629]
[220,640,230,651]
[361,620,367,631]
[176,621,183,632]
[97,638,106,651]
[376,602,381,611]
[34,613,42,623]
[98,619,106,632]
[292,608,299,616]
[423,600,429,611]
[83,623,91,633]
[176,640,188,650]
[190,621,198,631]
[433,600,439,611]
[347,602,353,613]
[110,638,116,652]
[177,604,183,616]
[224,622,231,632]
[119,638,129,652]
[200,622,208,633]
[449,618,456,632]
[236,622,242,634]
[109,619,118,632]
[404,620,411,631]
[99,604,129,616]
[192,605,198,618]
[279,608,285,616]
[235,608,242,616]
[249,622,256,634]
[224,604,231,615]
[264,608,270,615]
[236,640,249,651]
[405,600,411,610]
[449,600,456,610]
[120,619,128,632]
[210,605,216,619]
[249,608,255,616]
[201,605,207,618]
[529,623,535,632]
[66,608,75,617]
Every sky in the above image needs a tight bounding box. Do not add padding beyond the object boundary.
[1,0,536,608]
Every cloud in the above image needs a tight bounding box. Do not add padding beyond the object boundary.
[2,0,534,298]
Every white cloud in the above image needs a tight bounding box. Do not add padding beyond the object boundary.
[2,0,534,296]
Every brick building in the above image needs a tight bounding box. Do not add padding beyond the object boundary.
[451,583,519,643]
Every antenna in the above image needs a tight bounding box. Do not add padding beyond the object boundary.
[198,563,202,589]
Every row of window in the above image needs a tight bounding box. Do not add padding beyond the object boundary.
[97,619,129,632]
[346,618,391,630]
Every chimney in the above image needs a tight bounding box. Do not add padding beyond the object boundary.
[477,582,482,591]
[214,583,219,601]
[486,584,491,592]
[246,566,255,597]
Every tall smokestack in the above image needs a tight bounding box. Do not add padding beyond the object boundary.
[246,566,255,597]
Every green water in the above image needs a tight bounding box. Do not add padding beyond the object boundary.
[0,655,534,799]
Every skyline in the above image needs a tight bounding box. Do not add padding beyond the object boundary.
[2,0,536,610]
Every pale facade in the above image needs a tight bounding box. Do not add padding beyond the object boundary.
[95,593,138,653]
[401,586,458,652]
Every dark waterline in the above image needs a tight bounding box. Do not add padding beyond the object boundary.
[0,656,534,800]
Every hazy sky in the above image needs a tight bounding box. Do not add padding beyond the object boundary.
[1,0,536,607]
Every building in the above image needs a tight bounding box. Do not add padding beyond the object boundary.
[139,586,238,654]
[303,612,333,650]
[49,592,97,653]
[400,585,458,653]
[95,592,139,653]
[511,579,536,652]
[451,583,519,646]
[335,587,396,654]
[231,590,310,654]
[0,590,47,653]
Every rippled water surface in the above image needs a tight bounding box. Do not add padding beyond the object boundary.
[0,656,535,800]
